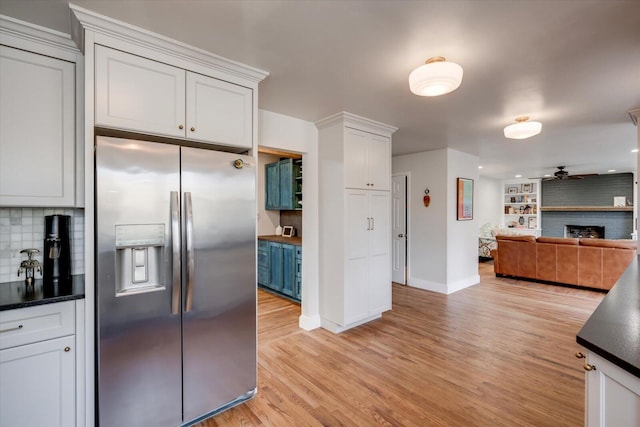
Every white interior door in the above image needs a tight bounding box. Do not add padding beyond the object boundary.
[392,175,407,284]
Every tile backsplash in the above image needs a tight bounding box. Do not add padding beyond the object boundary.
[0,208,84,283]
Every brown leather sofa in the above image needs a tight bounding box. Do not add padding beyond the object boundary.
[491,235,637,290]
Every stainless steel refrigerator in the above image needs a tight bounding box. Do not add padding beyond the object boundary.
[95,136,256,426]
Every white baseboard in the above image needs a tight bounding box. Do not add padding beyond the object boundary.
[408,274,480,294]
[298,314,321,331]
[320,313,381,333]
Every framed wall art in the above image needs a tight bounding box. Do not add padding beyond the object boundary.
[457,177,474,221]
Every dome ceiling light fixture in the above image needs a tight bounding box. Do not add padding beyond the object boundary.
[409,56,464,96]
[504,116,542,139]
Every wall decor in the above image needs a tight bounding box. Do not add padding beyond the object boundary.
[456,178,474,220]
[522,183,532,193]
[528,217,537,229]
[423,188,431,207]
[507,186,519,194]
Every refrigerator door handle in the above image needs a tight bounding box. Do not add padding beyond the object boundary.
[185,192,195,312]
[170,191,181,314]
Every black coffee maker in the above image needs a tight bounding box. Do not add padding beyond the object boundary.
[44,215,72,287]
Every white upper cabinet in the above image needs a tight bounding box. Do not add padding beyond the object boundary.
[186,72,252,148]
[344,127,391,191]
[0,46,76,207]
[95,45,253,149]
[95,45,186,138]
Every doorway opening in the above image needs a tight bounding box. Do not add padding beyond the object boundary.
[257,147,303,306]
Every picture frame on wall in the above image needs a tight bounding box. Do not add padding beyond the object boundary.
[457,178,474,221]
[522,183,532,193]
[507,186,518,194]
[528,217,537,229]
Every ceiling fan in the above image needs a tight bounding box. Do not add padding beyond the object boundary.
[533,166,598,181]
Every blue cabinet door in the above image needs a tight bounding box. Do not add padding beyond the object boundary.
[279,159,294,210]
[295,246,302,300]
[268,242,283,291]
[265,162,280,210]
[281,244,296,296]
[257,240,269,286]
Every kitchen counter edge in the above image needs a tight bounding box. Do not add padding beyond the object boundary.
[576,255,640,378]
[0,275,85,311]
[258,235,302,246]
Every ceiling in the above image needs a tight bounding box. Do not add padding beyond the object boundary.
[2,0,639,180]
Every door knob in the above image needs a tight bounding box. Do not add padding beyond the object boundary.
[398,233,405,238]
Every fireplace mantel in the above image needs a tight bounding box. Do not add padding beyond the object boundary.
[541,206,633,212]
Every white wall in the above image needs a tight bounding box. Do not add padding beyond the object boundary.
[476,176,503,228]
[257,153,280,235]
[258,109,320,330]
[446,149,480,292]
[392,148,479,294]
[393,150,448,286]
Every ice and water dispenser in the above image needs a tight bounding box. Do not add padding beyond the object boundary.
[115,224,166,296]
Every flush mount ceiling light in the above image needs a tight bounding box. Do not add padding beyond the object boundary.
[504,116,542,139]
[409,57,463,96]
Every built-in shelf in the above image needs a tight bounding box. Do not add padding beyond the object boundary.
[541,206,633,212]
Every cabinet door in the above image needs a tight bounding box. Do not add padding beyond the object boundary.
[0,335,75,427]
[257,240,269,285]
[281,244,296,297]
[265,162,280,210]
[268,242,283,291]
[279,159,294,210]
[186,72,252,148]
[0,46,75,206]
[586,351,640,427]
[367,134,391,191]
[344,189,369,323]
[95,45,186,138]
[368,191,391,313]
[344,128,369,190]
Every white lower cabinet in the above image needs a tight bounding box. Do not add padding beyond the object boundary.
[344,189,391,324]
[0,301,77,427]
[0,336,75,427]
[583,350,640,427]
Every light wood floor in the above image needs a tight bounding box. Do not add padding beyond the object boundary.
[198,262,604,426]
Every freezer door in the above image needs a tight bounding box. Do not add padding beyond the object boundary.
[181,147,257,422]
[96,137,182,427]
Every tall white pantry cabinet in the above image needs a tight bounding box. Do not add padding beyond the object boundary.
[316,112,397,333]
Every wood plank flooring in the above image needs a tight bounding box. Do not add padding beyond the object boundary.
[197,262,604,426]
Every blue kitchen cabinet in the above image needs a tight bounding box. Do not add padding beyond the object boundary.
[294,246,302,300]
[265,159,302,210]
[258,239,301,302]
[257,240,269,286]
[279,160,294,210]
[281,244,296,296]
[268,242,283,291]
[265,162,280,210]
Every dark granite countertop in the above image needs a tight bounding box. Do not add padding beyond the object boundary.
[258,235,302,246]
[577,256,640,378]
[0,275,85,311]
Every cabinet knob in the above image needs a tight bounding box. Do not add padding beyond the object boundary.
[190,127,196,132]
[178,124,184,130]
[64,346,71,352]
[575,351,585,359]
[583,363,596,371]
